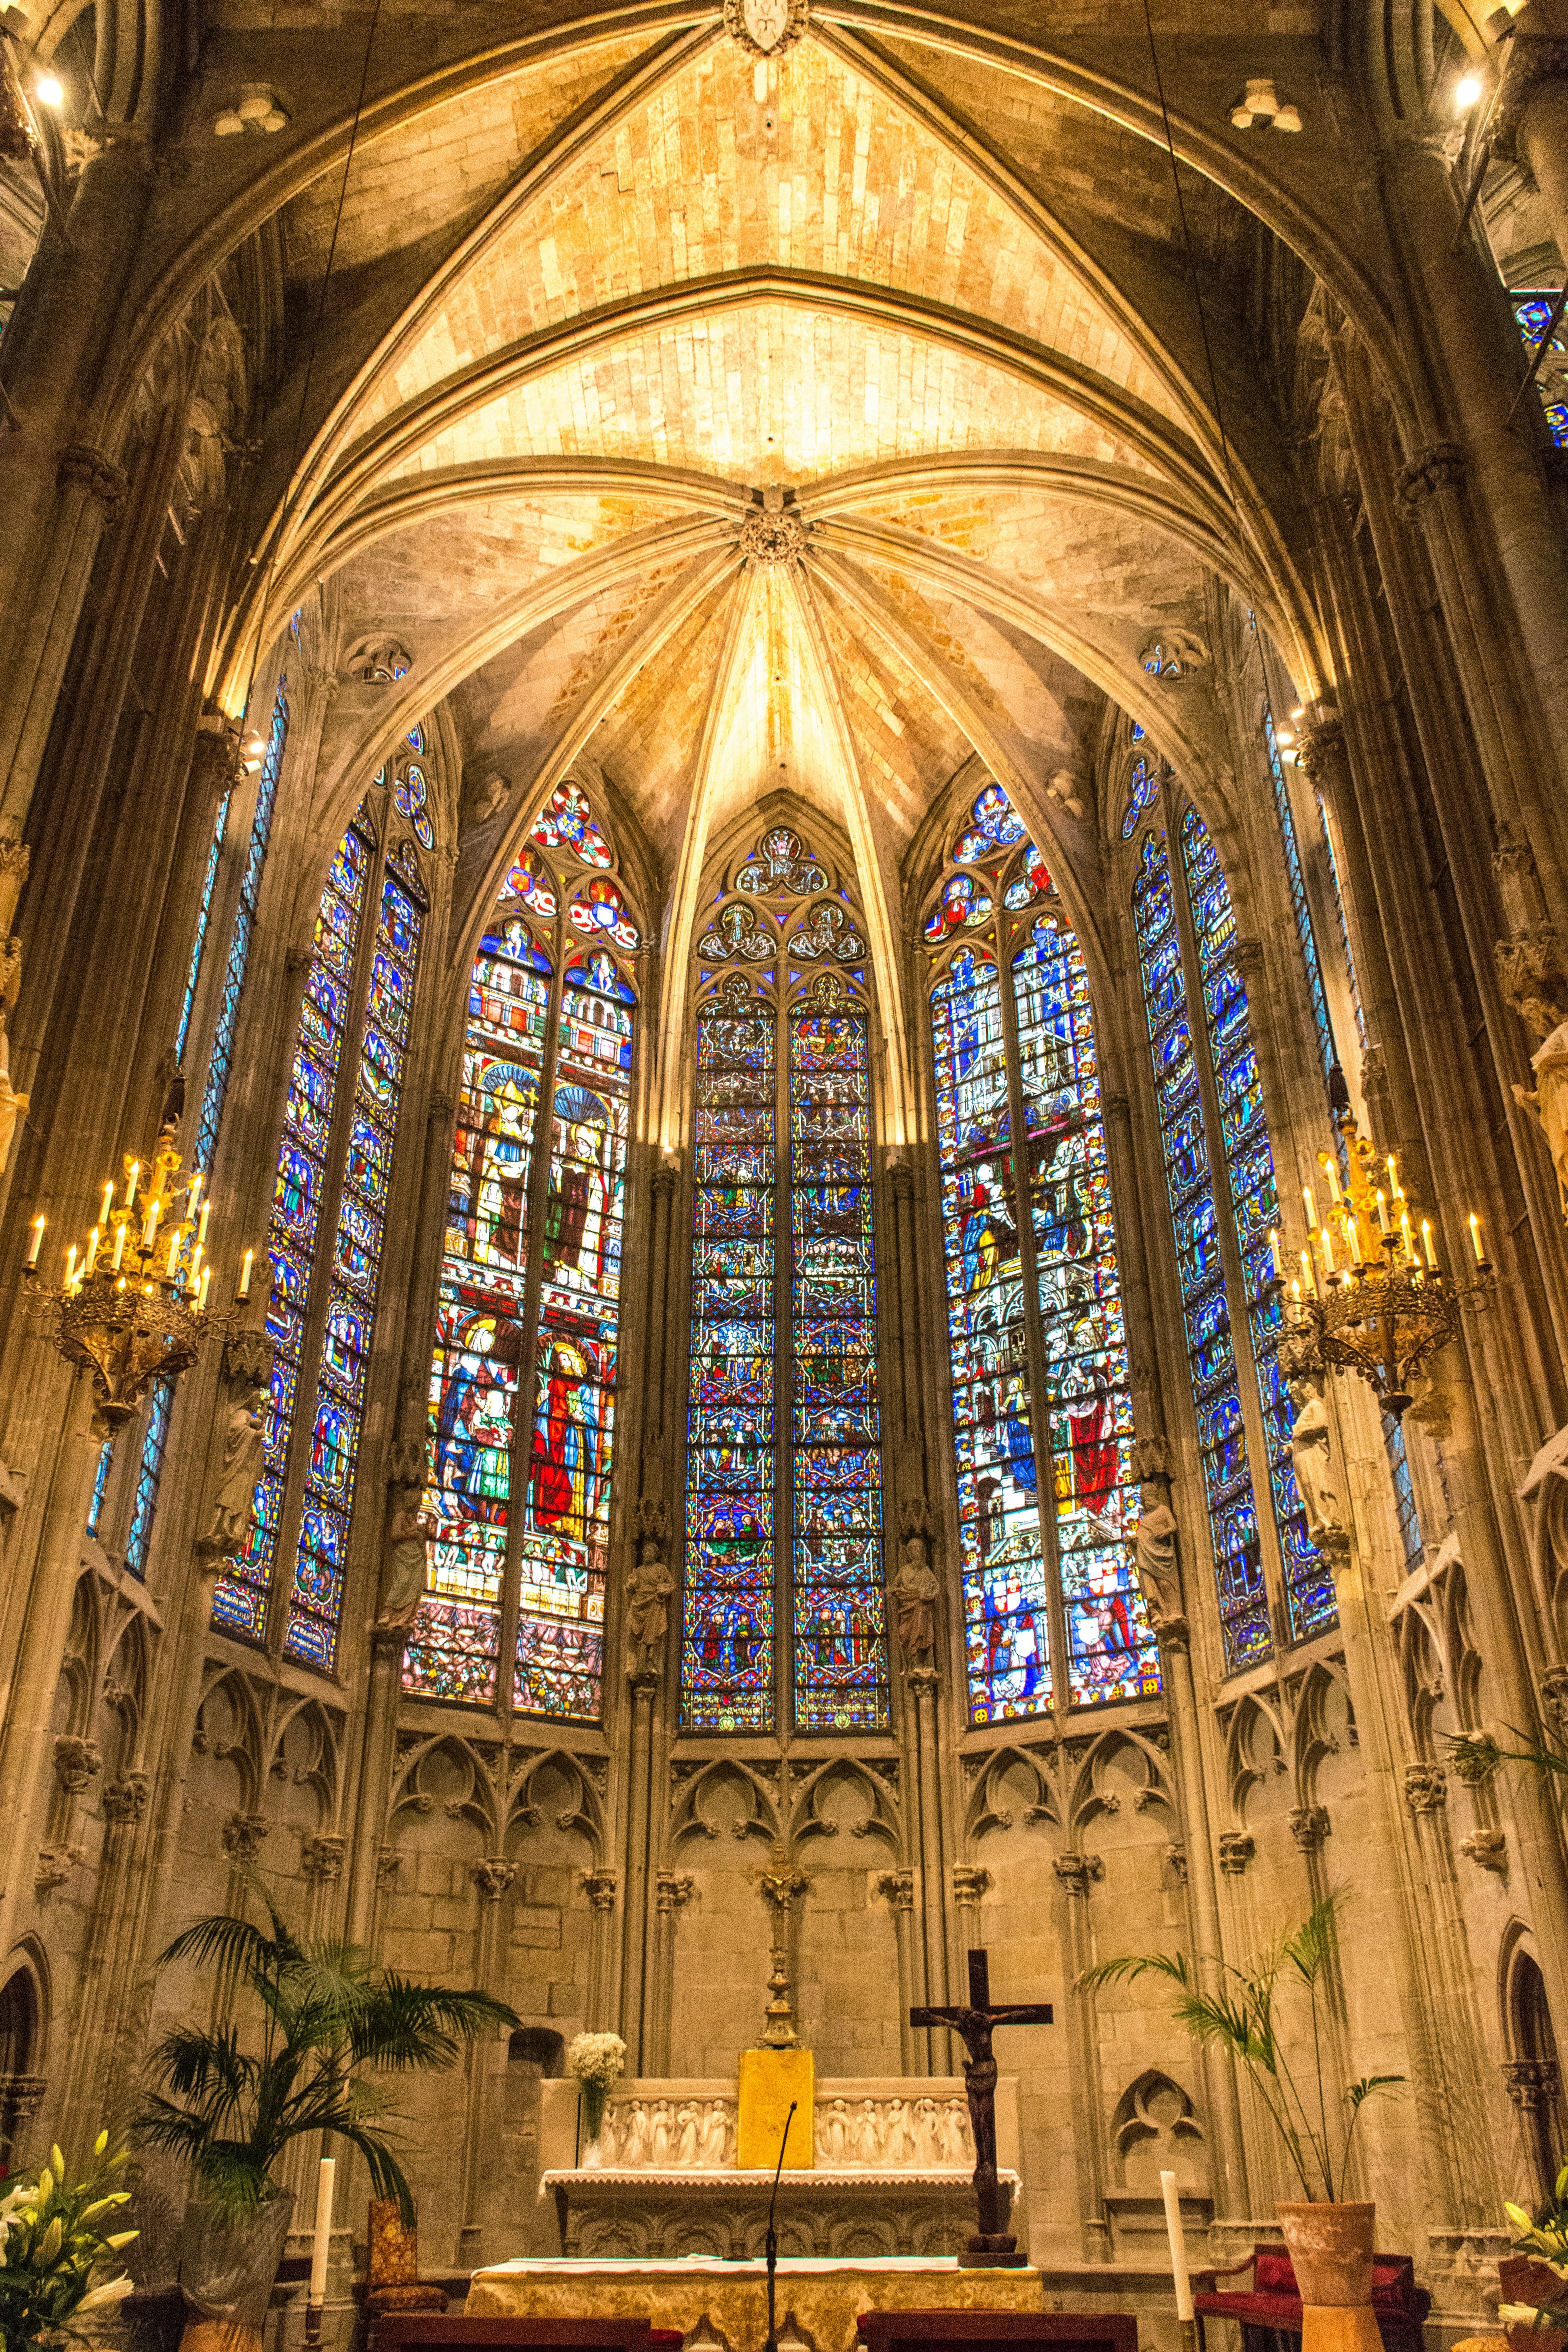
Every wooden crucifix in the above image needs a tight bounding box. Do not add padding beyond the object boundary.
[911,1948,1053,2269]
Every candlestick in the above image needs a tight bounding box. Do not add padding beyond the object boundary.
[27,1216,44,1268]
[1321,1152,1342,1204]
[197,1200,210,1247]
[125,1161,139,1211]
[1399,1210,1414,1266]
[1160,2168,1194,2322]
[1346,1216,1363,1266]
[238,1248,253,1301]
[198,1265,212,1311]
[308,2155,335,2309]
[166,1230,182,1278]
[1375,1188,1389,1237]
[86,1226,100,1274]
[100,1181,113,1225]
[1269,1229,1283,1279]
[1470,1212,1484,1264]
[64,1245,76,1290]
[1421,1220,1436,1270]
[1320,1225,1335,1277]
[1302,1184,1318,1230]
[1300,1246,1317,1299]
[142,1198,160,1250]
[110,1221,125,1273]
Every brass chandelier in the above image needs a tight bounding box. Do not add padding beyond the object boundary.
[25,1127,256,1428]
[1276,1118,1490,1421]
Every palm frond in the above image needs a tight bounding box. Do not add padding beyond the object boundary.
[1283,1894,1344,1990]
[1076,1950,1195,1996]
[156,1913,273,1981]
[348,1980,519,2069]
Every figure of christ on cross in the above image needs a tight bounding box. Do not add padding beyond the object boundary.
[911,1948,1053,2268]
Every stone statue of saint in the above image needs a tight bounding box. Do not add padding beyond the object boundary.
[1516,1017,1568,1226]
[200,1390,265,1558]
[625,1534,676,1674]
[374,1498,434,1630]
[890,1532,940,1664]
[1134,1484,1182,1627]
[0,1020,29,1178]
[1288,1362,1345,1548]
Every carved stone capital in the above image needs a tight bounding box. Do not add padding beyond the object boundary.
[1503,2056,1563,2111]
[1232,935,1266,982]
[1295,717,1346,777]
[1460,1828,1509,1873]
[1397,442,1468,511]
[906,1663,940,1695]
[580,1868,618,1913]
[53,1734,102,1795]
[428,1088,456,1122]
[1218,1830,1255,1875]
[1403,1763,1448,1814]
[1053,1851,1104,1897]
[1165,1843,1189,1884]
[301,1833,348,1882]
[102,1770,150,1824]
[1496,926,1568,1038]
[472,1856,516,1901]
[1288,1803,1331,1852]
[284,945,314,979]
[1130,1432,1172,1484]
[651,1152,684,1200]
[0,2073,47,2126]
[951,1863,992,1908]
[224,1330,273,1389]
[56,445,128,514]
[876,1868,916,1912]
[886,1157,914,1202]
[655,1870,695,1914]
[376,1843,402,1883]
[1154,1612,1191,1655]
[35,1844,84,1892]
[222,1811,270,1862]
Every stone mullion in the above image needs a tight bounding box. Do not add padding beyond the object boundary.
[496,924,568,1722]
[264,805,392,1661]
[1164,798,1293,1657]
[992,910,1072,1719]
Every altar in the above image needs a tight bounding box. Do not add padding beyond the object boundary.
[536,2075,1025,2262]
[466,2254,1046,2352]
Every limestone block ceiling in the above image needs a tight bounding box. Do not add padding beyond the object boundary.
[188,0,1435,1087]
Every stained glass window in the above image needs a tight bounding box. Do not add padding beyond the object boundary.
[283,858,427,1670]
[1511,291,1568,450]
[124,1382,172,1578]
[412,781,638,1719]
[1264,715,1338,1096]
[393,761,435,850]
[928,783,1155,1723]
[1383,1412,1423,1569]
[86,1440,112,1539]
[177,791,230,1062]
[194,677,288,1178]
[1121,754,1160,840]
[682,976,776,1730]
[679,831,888,1732]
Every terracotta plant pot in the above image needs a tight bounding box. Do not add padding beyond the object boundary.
[1277,2201,1376,2307]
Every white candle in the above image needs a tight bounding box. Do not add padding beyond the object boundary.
[308,2154,334,2306]
[1161,2168,1194,2322]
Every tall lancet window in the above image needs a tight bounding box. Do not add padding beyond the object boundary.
[1131,786,1335,1670]
[410,780,638,1722]
[680,828,888,1735]
[925,781,1157,1726]
[217,743,430,1668]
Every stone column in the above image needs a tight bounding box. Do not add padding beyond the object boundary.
[876,1870,918,2072]
[649,1871,694,2078]
[910,1665,949,2056]
[346,1629,407,1948]
[624,1671,658,2070]
[887,1158,924,1458]
[1052,1852,1109,2259]
[579,1869,618,2031]
[457,1858,517,2267]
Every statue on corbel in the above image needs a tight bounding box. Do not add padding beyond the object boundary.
[890,1497,941,1671]
[1278,1331,1350,1560]
[625,1497,675,1677]
[0,836,30,1176]
[372,1425,433,1631]
[1130,1434,1185,1642]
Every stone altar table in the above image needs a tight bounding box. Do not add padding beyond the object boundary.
[466,2254,1045,2352]
[536,2078,1024,2262]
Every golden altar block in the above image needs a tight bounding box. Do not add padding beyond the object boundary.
[467,2253,1046,2352]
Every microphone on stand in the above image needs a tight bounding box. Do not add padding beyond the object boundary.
[764,2100,797,2352]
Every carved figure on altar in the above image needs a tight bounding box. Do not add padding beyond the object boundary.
[1287,1360,1345,1549]
[891,1532,940,1665]
[375,1496,435,1630]
[1515,1017,1568,1224]
[625,1534,676,1675]
[675,2105,698,2166]
[200,1389,265,1558]
[1134,1484,1182,1628]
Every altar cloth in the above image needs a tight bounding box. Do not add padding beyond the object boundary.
[468,2254,1044,2352]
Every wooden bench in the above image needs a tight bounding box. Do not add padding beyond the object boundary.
[856,2314,1138,2352]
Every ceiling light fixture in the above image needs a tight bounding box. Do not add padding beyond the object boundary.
[34,72,63,106]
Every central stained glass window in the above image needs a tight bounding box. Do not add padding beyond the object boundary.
[681,830,887,1733]
[408,778,638,1720]
[926,780,1158,1724]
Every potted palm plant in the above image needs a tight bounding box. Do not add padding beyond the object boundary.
[138,1878,518,2352]
[1079,1895,1402,2328]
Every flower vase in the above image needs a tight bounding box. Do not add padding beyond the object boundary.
[1278,2202,1380,2352]
[580,2080,610,2146]
[176,2187,295,2352]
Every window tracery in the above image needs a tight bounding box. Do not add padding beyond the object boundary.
[410,776,638,1720]
[680,825,887,1733]
[218,781,430,1668]
[925,778,1156,1725]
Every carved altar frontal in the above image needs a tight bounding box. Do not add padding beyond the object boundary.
[538,2076,1025,2262]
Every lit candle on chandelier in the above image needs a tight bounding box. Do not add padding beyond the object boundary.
[110,1219,125,1273]
[1374,1188,1390,1236]
[237,1248,253,1301]
[1302,1184,1318,1230]
[197,1265,211,1311]
[1387,1153,1402,1200]
[1421,1219,1437,1270]
[1470,1212,1485,1263]
[27,1216,44,1268]
[1300,1246,1318,1298]
[1399,1210,1415,1265]
[1321,1151,1342,1205]
[142,1196,160,1250]
[100,1180,113,1225]
[1319,1224,1336,1277]
[1269,1228,1284,1279]
[197,1198,210,1248]
[85,1226,100,1274]
[166,1230,181,1279]
[124,1160,139,1211]
[64,1244,76,1290]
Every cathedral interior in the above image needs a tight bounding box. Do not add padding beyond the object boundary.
[3,0,1568,2332]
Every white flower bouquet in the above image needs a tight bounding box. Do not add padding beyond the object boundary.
[565,2032,627,2144]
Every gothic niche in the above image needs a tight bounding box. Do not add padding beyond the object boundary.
[1104,2070,1210,2260]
